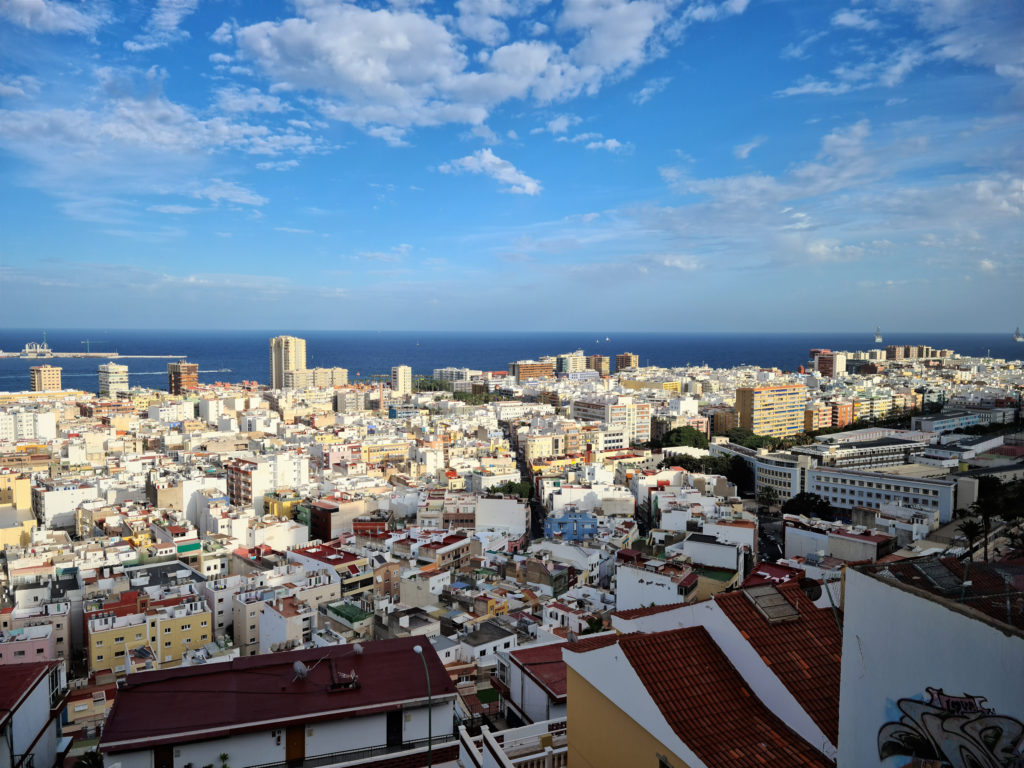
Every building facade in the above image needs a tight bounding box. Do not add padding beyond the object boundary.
[29,365,61,392]
[167,360,198,395]
[736,384,808,437]
[269,335,307,390]
[98,362,130,397]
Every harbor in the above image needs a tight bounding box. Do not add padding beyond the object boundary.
[1,340,183,360]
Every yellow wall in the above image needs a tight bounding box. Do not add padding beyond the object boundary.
[620,379,682,394]
[566,666,691,768]
[0,474,31,508]
[0,519,35,548]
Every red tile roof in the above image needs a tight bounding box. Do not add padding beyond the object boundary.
[616,627,833,767]
[0,662,58,724]
[611,601,688,620]
[100,639,457,753]
[509,635,619,700]
[714,582,841,744]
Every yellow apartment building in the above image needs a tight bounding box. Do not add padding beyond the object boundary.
[735,384,807,437]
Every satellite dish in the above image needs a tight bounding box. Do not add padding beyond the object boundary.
[293,660,309,680]
[798,577,822,602]
[353,643,364,655]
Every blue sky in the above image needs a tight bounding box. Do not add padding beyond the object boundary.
[0,0,1021,331]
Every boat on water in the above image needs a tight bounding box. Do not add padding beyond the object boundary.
[874,326,883,344]
[1014,326,1024,342]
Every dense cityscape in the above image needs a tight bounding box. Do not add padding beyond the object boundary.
[2,0,1022,765]
[1,334,1021,768]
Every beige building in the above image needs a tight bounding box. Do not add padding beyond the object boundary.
[29,365,61,392]
[391,365,412,397]
[735,384,808,437]
[283,367,348,388]
[98,363,130,397]
[615,352,639,371]
[269,335,306,389]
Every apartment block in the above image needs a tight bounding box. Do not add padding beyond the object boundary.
[735,383,808,437]
[615,352,639,371]
[509,360,555,383]
[167,360,198,394]
[283,366,348,388]
[806,466,957,523]
[391,364,412,396]
[269,335,307,389]
[570,395,651,444]
[98,363,130,397]
[585,354,610,376]
[29,365,61,392]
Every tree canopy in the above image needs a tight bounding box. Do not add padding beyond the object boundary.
[780,492,833,520]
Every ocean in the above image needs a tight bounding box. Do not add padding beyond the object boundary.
[0,329,1021,394]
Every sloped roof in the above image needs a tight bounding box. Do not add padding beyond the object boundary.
[714,582,841,744]
[100,639,456,753]
[617,627,832,768]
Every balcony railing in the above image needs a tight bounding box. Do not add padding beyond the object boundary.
[244,733,457,768]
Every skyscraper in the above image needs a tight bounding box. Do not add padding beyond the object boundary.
[98,362,129,397]
[269,335,307,389]
[391,365,412,397]
[167,360,199,394]
[29,365,61,392]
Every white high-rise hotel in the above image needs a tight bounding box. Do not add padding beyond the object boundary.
[269,336,306,390]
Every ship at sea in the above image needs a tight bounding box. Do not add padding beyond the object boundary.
[874,326,883,344]
[1014,326,1023,343]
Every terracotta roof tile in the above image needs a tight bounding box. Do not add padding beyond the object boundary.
[611,601,688,620]
[715,582,841,744]
[617,627,832,768]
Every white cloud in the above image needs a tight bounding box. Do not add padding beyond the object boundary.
[781,30,826,60]
[0,75,41,99]
[586,138,628,153]
[256,159,299,171]
[0,0,108,35]
[275,226,315,234]
[124,0,199,52]
[215,86,287,114]
[195,179,267,206]
[210,20,234,44]
[356,243,412,262]
[209,52,232,64]
[631,76,671,104]
[979,258,997,272]
[147,204,199,214]
[733,135,766,159]
[532,114,580,134]
[439,148,541,195]
[831,9,879,31]
[229,0,749,142]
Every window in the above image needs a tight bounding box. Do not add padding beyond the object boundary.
[96,654,104,661]
[14,650,26,657]
[114,650,125,658]
[114,636,124,643]
[73,703,88,713]
[136,633,143,640]
[479,650,486,657]
[249,624,256,631]
[95,640,103,647]
[164,627,171,634]
[164,641,172,648]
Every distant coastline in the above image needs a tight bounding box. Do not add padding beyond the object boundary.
[0,329,1021,393]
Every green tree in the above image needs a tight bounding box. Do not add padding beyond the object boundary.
[957,518,983,562]
[658,426,709,450]
[780,492,833,520]
[968,501,994,563]
[74,753,103,768]
[486,480,533,499]
[756,486,781,516]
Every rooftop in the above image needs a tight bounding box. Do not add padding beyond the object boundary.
[715,582,842,744]
[101,639,456,753]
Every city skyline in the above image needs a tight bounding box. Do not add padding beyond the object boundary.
[1,0,1022,330]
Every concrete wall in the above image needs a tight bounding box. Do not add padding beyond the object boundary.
[838,568,1024,768]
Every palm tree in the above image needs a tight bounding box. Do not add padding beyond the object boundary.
[757,486,780,517]
[969,502,993,563]
[957,518,983,562]
[74,752,103,768]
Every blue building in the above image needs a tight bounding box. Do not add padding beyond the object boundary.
[543,509,599,542]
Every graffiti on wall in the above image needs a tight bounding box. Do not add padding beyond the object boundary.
[878,687,1024,767]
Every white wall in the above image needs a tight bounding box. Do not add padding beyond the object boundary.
[838,568,1024,768]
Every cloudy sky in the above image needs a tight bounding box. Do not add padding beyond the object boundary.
[0,0,1021,331]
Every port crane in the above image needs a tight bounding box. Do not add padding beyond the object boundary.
[81,339,108,353]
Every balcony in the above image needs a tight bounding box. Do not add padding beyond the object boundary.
[459,719,568,768]
[489,673,510,699]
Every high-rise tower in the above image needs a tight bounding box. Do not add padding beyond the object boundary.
[269,336,307,389]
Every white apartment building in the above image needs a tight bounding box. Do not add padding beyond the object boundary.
[98,363,130,397]
[269,335,306,390]
[570,395,651,444]
[0,410,57,443]
[391,365,412,397]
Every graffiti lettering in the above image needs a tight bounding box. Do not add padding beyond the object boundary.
[878,688,1024,768]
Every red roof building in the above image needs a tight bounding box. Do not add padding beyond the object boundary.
[0,661,70,768]
[100,639,458,768]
